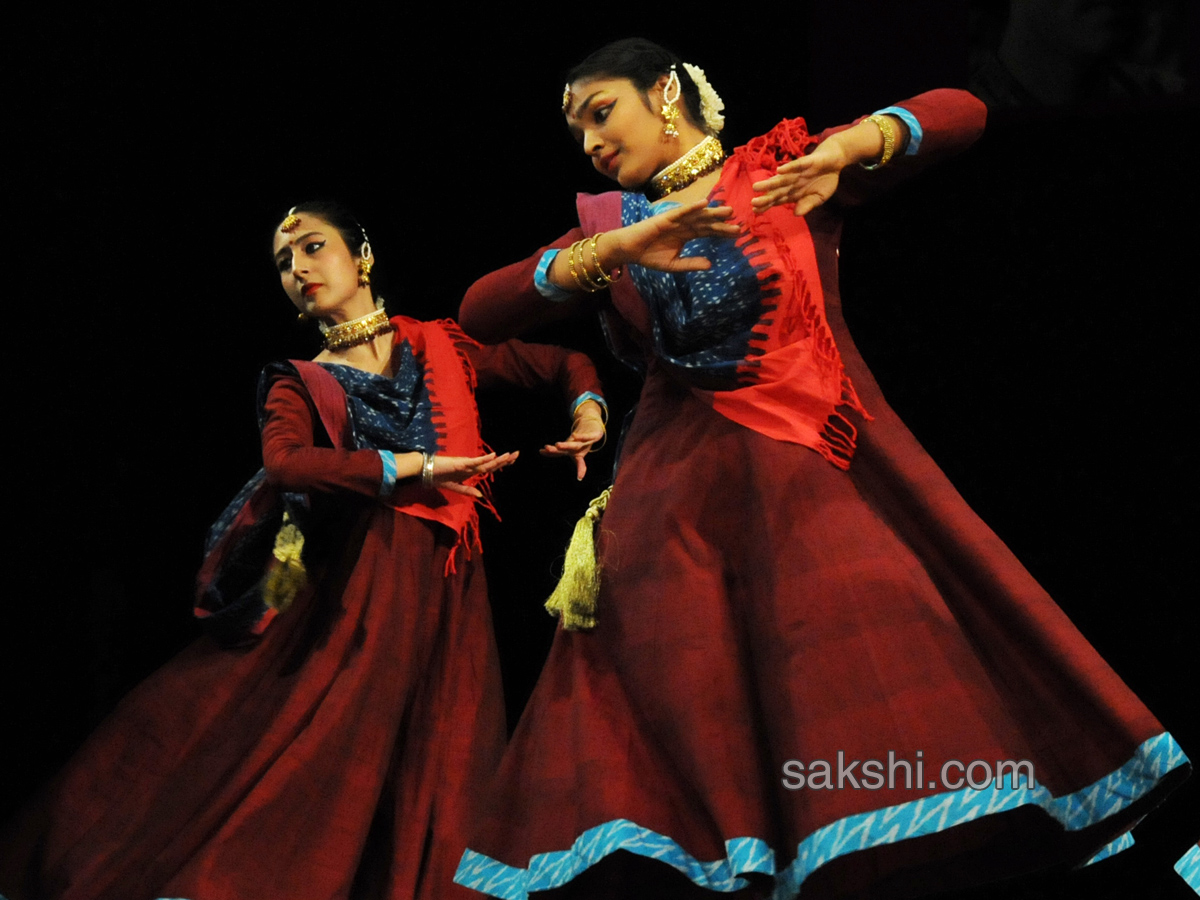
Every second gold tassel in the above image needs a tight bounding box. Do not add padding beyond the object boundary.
[544,487,611,631]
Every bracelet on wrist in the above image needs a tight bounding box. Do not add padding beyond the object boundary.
[860,114,896,171]
[565,233,623,293]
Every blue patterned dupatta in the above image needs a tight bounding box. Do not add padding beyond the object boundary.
[193,335,444,646]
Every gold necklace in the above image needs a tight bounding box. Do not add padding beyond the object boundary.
[320,307,395,352]
[646,135,725,201]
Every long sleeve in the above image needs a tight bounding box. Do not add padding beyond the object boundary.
[261,376,386,497]
[465,337,604,412]
[885,89,987,160]
[822,89,986,205]
[458,229,592,343]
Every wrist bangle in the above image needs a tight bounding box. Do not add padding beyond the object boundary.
[567,235,622,293]
[421,451,435,488]
[860,114,896,170]
[576,418,608,451]
[573,403,608,427]
[577,239,607,292]
[588,233,622,286]
[573,405,608,452]
[567,241,590,292]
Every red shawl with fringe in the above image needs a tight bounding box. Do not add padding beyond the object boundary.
[579,119,870,471]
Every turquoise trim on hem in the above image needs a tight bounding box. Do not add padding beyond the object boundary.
[1082,832,1134,866]
[454,732,1188,899]
[1177,844,1200,894]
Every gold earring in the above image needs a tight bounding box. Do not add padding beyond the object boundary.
[357,258,372,287]
[661,67,682,138]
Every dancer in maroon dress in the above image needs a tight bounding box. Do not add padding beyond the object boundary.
[0,201,607,900]
[452,39,1190,899]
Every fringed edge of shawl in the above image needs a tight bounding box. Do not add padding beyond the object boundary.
[423,318,499,575]
[732,117,821,174]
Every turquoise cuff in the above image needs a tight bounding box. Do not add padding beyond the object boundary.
[378,450,398,496]
[571,392,607,419]
[874,106,922,155]
[535,250,575,302]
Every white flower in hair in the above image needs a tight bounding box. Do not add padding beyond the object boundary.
[682,62,725,134]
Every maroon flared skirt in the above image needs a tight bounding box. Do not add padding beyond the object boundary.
[456,365,1187,899]
[1,510,505,900]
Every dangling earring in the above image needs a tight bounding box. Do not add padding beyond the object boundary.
[660,65,682,138]
[357,241,373,287]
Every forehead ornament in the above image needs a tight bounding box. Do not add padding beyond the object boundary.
[562,83,573,115]
[280,207,302,233]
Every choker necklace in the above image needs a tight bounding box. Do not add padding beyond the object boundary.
[646,135,725,201]
[320,307,395,352]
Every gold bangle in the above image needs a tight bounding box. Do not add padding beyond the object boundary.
[860,114,896,170]
[573,240,604,292]
[588,233,612,285]
[567,240,591,293]
[576,415,608,451]
[587,233,624,286]
[578,239,606,292]
[574,405,609,427]
[573,399,608,452]
[566,235,622,294]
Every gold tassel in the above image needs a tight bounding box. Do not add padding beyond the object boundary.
[545,488,611,631]
[263,513,307,613]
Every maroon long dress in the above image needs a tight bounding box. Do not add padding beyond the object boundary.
[451,93,1190,899]
[0,318,603,900]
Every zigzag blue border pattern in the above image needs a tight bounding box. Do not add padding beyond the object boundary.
[454,732,1188,899]
[1176,844,1200,895]
[1082,832,1134,866]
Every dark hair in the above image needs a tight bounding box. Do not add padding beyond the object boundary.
[566,38,708,133]
[275,200,369,255]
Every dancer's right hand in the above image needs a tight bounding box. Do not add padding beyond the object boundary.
[604,200,740,272]
[432,452,519,497]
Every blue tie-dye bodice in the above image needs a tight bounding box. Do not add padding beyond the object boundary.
[622,193,767,387]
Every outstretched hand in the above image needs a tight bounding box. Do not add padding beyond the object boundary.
[751,139,850,217]
[613,200,740,273]
[540,408,606,481]
[432,452,518,498]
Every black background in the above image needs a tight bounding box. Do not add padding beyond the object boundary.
[6,4,1198,897]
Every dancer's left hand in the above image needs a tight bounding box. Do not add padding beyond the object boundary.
[751,138,848,217]
[541,402,606,480]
